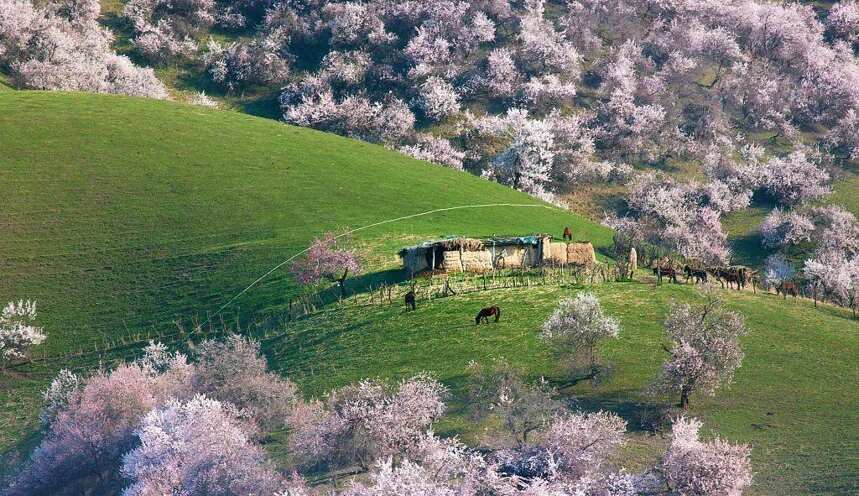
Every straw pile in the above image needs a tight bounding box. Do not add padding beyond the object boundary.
[438,238,484,251]
[544,242,568,265]
[442,250,464,272]
[567,242,596,266]
[461,250,494,272]
[629,247,637,273]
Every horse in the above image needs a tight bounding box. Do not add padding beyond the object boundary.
[476,306,502,324]
[776,281,799,299]
[404,290,416,310]
[708,267,746,290]
[683,265,708,284]
[562,226,572,241]
[652,266,679,284]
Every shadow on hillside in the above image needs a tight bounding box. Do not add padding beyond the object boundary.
[728,231,768,267]
[572,392,672,434]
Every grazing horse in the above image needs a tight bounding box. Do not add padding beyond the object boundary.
[777,281,799,299]
[683,265,708,284]
[562,226,572,241]
[476,306,502,324]
[404,290,416,310]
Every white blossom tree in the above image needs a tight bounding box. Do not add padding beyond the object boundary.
[0,300,46,371]
[417,76,460,120]
[763,254,796,292]
[541,293,620,378]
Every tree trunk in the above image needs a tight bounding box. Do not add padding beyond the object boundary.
[679,387,690,410]
[337,269,349,299]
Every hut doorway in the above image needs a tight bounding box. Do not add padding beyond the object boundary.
[425,246,446,270]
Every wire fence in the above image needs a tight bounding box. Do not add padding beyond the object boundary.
[18,264,622,368]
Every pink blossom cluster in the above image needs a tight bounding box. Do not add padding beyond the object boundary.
[0,0,167,97]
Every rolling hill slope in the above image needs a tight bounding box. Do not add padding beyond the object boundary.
[1,91,857,496]
[0,91,611,355]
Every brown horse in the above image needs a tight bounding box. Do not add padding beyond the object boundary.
[708,267,746,290]
[653,266,679,284]
[683,265,708,284]
[476,306,502,324]
[562,226,572,241]
[777,281,799,299]
[404,290,416,310]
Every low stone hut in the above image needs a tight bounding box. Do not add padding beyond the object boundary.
[399,235,596,275]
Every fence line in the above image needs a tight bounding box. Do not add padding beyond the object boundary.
[21,265,618,366]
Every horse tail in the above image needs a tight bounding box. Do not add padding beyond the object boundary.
[495,306,502,322]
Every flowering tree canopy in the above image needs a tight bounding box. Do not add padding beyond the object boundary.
[291,233,362,298]
[655,289,747,409]
[659,417,753,496]
[541,293,620,376]
[0,300,46,369]
[121,395,286,495]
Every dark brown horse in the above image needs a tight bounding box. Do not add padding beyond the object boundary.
[653,266,679,284]
[404,290,416,310]
[683,265,708,284]
[476,306,502,324]
[562,226,572,241]
[708,267,747,290]
[777,281,799,299]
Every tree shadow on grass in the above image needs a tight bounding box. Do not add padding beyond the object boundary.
[567,391,673,434]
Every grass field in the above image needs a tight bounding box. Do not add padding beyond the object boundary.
[0,90,610,456]
[0,91,611,354]
[266,280,859,495]
[1,91,857,495]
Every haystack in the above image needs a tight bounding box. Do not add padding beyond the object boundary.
[442,250,464,272]
[544,242,568,265]
[629,247,637,273]
[567,242,596,266]
[461,249,494,272]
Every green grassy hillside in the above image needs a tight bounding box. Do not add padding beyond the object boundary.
[1,92,856,495]
[0,91,611,355]
[270,282,858,495]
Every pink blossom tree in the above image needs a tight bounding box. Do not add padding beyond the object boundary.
[658,417,752,496]
[804,251,859,318]
[0,0,167,98]
[654,289,747,409]
[191,334,299,430]
[828,1,859,43]
[291,233,362,298]
[120,395,288,495]
[9,364,165,494]
[540,411,627,481]
[761,149,830,206]
[760,208,814,249]
[398,134,465,169]
[289,374,447,470]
